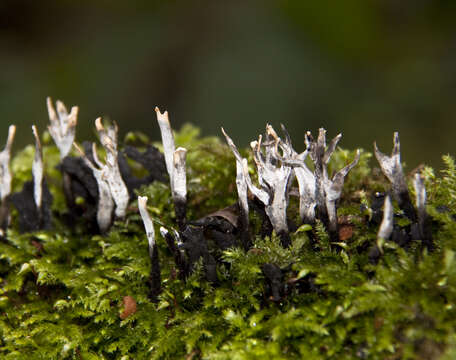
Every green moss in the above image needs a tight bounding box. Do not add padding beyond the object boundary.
[1,126,456,359]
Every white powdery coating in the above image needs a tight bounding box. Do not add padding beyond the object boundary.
[155,107,188,206]
[221,128,249,224]
[159,226,169,238]
[374,132,406,189]
[241,158,269,204]
[324,150,360,232]
[270,124,316,223]
[155,107,175,182]
[324,150,361,203]
[222,127,270,205]
[74,142,114,233]
[235,160,249,221]
[138,196,155,258]
[230,125,292,235]
[0,125,16,201]
[414,173,427,219]
[294,166,316,222]
[172,148,187,201]
[305,128,360,232]
[47,97,78,160]
[95,119,129,218]
[378,195,393,239]
[32,126,43,209]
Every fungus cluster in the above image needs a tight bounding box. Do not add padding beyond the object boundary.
[222,125,360,247]
[0,96,435,304]
[369,133,433,261]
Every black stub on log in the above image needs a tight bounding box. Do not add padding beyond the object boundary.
[0,198,11,238]
[161,229,188,280]
[191,211,239,252]
[180,225,217,283]
[59,149,99,231]
[249,198,273,239]
[370,192,386,226]
[124,145,167,183]
[392,226,410,248]
[118,146,167,200]
[368,245,382,265]
[10,180,53,233]
[148,243,162,302]
[396,189,417,223]
[278,230,291,248]
[174,197,187,232]
[262,263,283,302]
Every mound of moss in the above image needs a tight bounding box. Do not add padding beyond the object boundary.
[1,119,456,360]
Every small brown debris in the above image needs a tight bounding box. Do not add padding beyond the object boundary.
[206,204,239,227]
[185,349,201,360]
[120,295,137,320]
[339,225,354,241]
[248,248,263,255]
[31,240,44,253]
[374,316,384,330]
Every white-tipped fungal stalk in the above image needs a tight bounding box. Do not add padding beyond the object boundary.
[308,129,341,220]
[223,126,293,246]
[305,128,360,235]
[413,172,433,248]
[160,226,183,248]
[374,132,404,187]
[0,125,16,201]
[221,128,250,245]
[73,142,114,233]
[374,132,416,221]
[268,124,316,224]
[155,108,175,179]
[47,97,78,159]
[414,173,426,224]
[323,149,360,234]
[172,147,188,205]
[138,195,162,299]
[138,196,155,258]
[32,126,43,210]
[378,195,393,240]
[155,107,188,228]
[94,118,129,218]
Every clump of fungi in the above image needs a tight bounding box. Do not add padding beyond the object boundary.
[0,96,435,303]
[222,125,360,247]
[368,132,433,263]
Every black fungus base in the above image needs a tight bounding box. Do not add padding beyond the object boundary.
[10,179,53,233]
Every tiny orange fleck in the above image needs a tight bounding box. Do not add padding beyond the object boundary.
[339,225,354,241]
[120,295,137,320]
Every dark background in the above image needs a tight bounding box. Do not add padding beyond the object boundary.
[1,0,455,169]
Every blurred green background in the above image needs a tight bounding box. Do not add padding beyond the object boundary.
[1,0,455,169]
